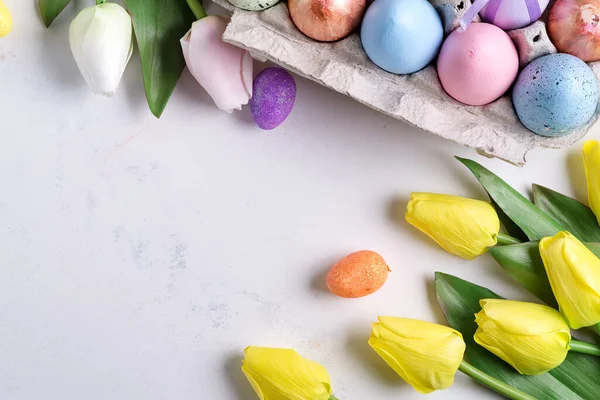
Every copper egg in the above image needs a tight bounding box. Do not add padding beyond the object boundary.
[549,0,600,62]
[288,0,367,42]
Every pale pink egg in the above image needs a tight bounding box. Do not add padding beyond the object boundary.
[437,22,519,106]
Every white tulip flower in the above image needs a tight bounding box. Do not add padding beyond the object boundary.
[69,2,133,96]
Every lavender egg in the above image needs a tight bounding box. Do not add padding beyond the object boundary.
[250,68,296,130]
[481,0,550,30]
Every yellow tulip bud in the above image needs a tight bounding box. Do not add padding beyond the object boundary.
[0,0,12,37]
[539,231,600,329]
[368,317,465,394]
[406,193,500,260]
[241,346,332,400]
[474,299,570,375]
[583,140,600,225]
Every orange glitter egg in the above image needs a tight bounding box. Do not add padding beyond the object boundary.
[326,250,389,298]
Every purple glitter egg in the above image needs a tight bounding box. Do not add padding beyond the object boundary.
[250,68,296,130]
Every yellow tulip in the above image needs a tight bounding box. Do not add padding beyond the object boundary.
[241,346,332,400]
[406,193,500,260]
[474,299,570,375]
[539,231,600,329]
[583,140,600,225]
[0,0,12,37]
[369,317,465,394]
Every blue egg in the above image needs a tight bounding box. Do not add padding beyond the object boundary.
[360,0,443,75]
[513,54,599,137]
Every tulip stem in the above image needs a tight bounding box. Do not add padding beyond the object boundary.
[570,339,600,356]
[595,322,600,337]
[186,0,207,20]
[496,233,522,245]
[328,396,339,400]
[96,0,106,4]
[458,361,536,400]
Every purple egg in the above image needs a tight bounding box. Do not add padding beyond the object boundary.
[250,68,296,130]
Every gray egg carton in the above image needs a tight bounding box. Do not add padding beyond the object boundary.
[214,0,600,165]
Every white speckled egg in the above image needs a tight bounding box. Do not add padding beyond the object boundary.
[227,0,280,11]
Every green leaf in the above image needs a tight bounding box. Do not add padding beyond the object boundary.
[489,242,600,308]
[488,242,557,308]
[39,0,72,27]
[436,272,600,400]
[533,185,600,243]
[123,0,196,118]
[490,197,529,242]
[456,157,564,241]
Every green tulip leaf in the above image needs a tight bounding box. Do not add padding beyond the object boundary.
[488,242,557,308]
[456,157,564,241]
[39,0,72,27]
[123,0,196,118]
[490,197,529,242]
[436,272,600,400]
[532,184,600,243]
[489,242,600,308]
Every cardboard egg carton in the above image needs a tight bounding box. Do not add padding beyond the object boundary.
[214,0,600,165]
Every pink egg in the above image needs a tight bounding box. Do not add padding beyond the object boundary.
[437,23,518,106]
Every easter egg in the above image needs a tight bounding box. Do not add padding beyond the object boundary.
[289,0,366,42]
[480,0,550,30]
[548,0,600,62]
[437,22,518,106]
[250,68,296,130]
[512,54,599,137]
[227,0,279,11]
[360,0,443,74]
[326,250,389,298]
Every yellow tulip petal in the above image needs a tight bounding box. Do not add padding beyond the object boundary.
[474,301,570,375]
[0,0,12,37]
[540,232,600,328]
[583,140,600,225]
[241,347,332,400]
[406,193,500,260]
[377,316,463,339]
[242,366,266,400]
[478,299,569,335]
[369,335,434,394]
[369,317,465,394]
[305,360,332,394]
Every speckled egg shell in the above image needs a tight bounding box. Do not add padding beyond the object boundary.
[250,68,296,130]
[480,0,550,31]
[227,0,280,11]
[513,54,599,137]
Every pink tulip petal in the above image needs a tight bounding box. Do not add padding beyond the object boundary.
[241,51,253,98]
[180,30,193,75]
[181,16,253,112]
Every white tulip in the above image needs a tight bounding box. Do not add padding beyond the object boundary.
[69,2,133,96]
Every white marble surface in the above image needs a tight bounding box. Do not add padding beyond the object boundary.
[1,1,598,399]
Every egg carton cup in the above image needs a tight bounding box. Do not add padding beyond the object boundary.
[214,0,600,165]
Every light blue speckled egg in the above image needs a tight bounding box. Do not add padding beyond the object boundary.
[360,0,443,75]
[513,54,599,137]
